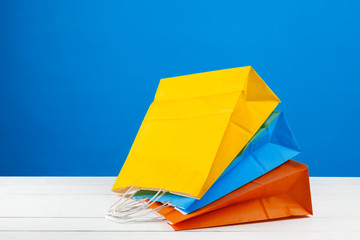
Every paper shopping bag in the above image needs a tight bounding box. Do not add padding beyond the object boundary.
[152,160,312,230]
[133,111,300,212]
[112,66,280,198]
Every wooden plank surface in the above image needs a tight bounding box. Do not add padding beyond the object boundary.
[0,177,359,239]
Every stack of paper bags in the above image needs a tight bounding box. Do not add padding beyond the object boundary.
[111,66,312,230]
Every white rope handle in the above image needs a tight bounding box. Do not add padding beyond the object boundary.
[105,187,170,223]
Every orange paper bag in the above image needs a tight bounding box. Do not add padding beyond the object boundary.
[152,160,312,230]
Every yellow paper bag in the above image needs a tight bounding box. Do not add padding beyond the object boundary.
[112,66,280,199]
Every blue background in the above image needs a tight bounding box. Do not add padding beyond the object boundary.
[1,0,359,176]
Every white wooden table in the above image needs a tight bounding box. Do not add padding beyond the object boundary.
[0,177,359,240]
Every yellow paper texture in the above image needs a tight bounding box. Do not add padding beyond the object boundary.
[112,66,280,199]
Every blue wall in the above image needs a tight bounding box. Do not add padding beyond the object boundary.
[1,0,359,176]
